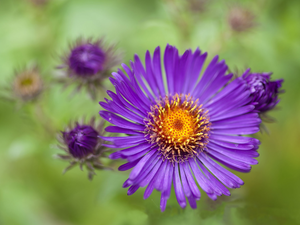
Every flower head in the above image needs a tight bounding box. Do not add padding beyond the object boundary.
[100,45,261,211]
[228,6,255,32]
[1,65,43,104]
[28,0,48,7]
[56,118,108,180]
[187,0,207,13]
[63,124,98,158]
[68,43,106,77]
[241,69,284,114]
[56,37,122,99]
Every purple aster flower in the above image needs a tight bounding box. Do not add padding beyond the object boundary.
[240,69,284,114]
[99,45,261,211]
[56,37,122,99]
[56,118,108,180]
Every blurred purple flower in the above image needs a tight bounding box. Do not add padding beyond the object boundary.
[68,43,106,77]
[56,118,108,180]
[56,37,122,99]
[63,124,98,159]
[99,45,261,211]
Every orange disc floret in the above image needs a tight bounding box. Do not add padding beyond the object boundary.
[162,107,195,142]
[145,94,211,162]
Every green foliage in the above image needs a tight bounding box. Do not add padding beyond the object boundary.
[0,0,299,224]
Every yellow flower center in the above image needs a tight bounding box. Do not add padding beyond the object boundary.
[145,94,210,162]
[162,108,195,142]
[13,70,43,100]
[20,77,34,86]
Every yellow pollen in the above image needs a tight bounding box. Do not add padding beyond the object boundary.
[162,108,194,142]
[145,94,211,163]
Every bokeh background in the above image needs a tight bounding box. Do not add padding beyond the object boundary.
[0,0,299,224]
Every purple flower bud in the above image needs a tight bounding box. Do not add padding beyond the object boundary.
[56,37,122,99]
[68,44,106,77]
[242,70,283,113]
[56,118,108,180]
[63,124,98,158]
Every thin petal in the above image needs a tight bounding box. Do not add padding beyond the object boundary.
[173,163,187,208]
[129,149,156,180]
[99,111,144,131]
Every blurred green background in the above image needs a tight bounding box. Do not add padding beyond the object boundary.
[0,0,299,224]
